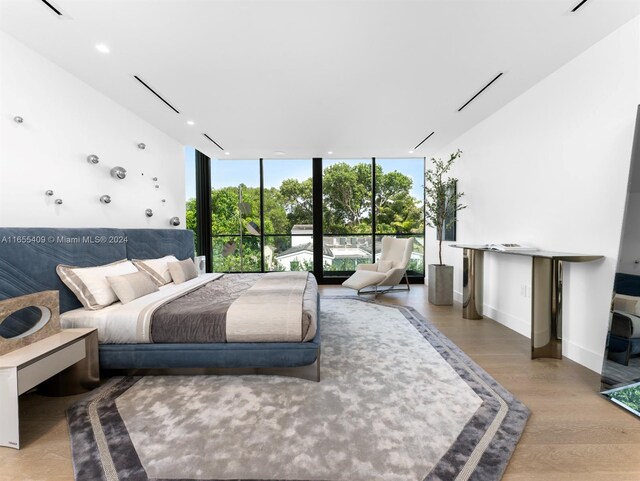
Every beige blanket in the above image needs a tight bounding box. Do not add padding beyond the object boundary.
[226,271,311,342]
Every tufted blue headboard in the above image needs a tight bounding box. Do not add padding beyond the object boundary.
[0,227,194,314]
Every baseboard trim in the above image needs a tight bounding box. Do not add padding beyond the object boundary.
[440,290,603,372]
[482,304,530,338]
[562,340,603,374]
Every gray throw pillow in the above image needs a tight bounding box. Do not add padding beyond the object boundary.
[168,258,198,284]
[107,271,159,304]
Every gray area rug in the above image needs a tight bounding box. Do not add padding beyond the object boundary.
[67,297,529,481]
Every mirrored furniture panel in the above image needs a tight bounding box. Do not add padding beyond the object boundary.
[601,105,640,418]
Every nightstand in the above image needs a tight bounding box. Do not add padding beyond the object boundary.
[0,328,99,449]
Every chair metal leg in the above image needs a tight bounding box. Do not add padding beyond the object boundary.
[405,272,411,291]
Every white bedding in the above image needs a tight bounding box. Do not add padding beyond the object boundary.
[60,273,222,343]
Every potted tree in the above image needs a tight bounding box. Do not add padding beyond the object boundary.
[424,149,466,305]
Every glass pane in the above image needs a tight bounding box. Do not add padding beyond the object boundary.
[266,235,315,271]
[322,234,374,276]
[375,158,424,234]
[212,235,261,273]
[184,147,198,253]
[262,159,313,269]
[375,235,425,275]
[322,159,372,235]
[262,159,313,235]
[211,159,261,235]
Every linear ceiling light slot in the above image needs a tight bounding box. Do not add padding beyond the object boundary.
[203,134,225,151]
[39,0,63,16]
[414,131,435,150]
[133,75,180,114]
[571,0,590,12]
[457,72,504,112]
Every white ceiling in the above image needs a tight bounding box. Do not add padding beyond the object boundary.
[1,0,639,160]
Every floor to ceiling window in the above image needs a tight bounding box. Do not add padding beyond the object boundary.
[202,155,425,281]
[210,159,261,272]
[320,158,424,278]
[375,158,425,276]
[263,159,313,271]
[321,159,374,276]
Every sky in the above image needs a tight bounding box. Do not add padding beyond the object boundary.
[184,146,425,201]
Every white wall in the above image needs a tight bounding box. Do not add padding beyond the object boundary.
[427,17,640,372]
[0,31,185,229]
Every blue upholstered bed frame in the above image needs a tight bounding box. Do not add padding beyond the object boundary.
[0,228,320,378]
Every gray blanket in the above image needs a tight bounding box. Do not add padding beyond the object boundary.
[150,273,316,343]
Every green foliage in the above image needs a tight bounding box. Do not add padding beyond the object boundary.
[322,162,372,233]
[185,161,425,272]
[607,384,640,413]
[375,166,423,234]
[290,259,314,272]
[279,178,313,226]
[424,150,467,265]
[211,236,262,272]
[185,197,198,253]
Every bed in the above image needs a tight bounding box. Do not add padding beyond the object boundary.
[0,227,321,381]
[608,273,640,366]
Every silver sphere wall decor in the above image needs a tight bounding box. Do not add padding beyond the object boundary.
[110,166,127,179]
[145,209,153,217]
[13,116,24,124]
[169,217,180,226]
[137,143,146,150]
[55,199,63,205]
[45,190,54,196]
[86,154,99,164]
[100,195,111,204]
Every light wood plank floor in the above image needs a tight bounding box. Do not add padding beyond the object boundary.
[2,285,639,481]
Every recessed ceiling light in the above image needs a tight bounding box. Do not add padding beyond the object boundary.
[273,151,286,155]
[95,43,110,54]
[327,151,333,155]
[224,152,230,156]
[408,150,414,154]
[186,120,195,126]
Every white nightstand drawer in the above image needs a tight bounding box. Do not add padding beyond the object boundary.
[17,340,85,395]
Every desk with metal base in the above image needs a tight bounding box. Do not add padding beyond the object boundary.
[452,245,602,359]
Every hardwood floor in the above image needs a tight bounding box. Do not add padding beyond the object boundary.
[2,285,639,480]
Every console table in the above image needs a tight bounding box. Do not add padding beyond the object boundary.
[451,245,603,359]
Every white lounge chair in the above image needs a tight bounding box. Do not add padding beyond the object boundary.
[342,237,415,296]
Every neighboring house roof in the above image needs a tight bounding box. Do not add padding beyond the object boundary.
[291,224,313,231]
[361,244,382,255]
[276,242,334,259]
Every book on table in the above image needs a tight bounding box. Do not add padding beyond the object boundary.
[484,243,538,252]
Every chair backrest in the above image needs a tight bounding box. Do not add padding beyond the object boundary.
[380,237,415,269]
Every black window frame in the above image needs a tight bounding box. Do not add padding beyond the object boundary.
[192,152,425,284]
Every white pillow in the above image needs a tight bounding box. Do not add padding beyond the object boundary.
[132,255,178,286]
[613,294,640,316]
[57,259,138,310]
[107,271,159,304]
